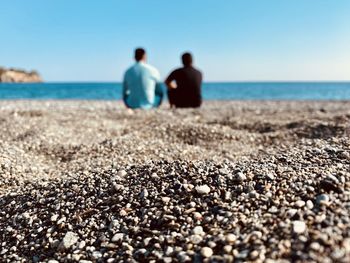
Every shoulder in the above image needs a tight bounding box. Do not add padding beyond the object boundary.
[166,68,181,81]
[143,63,160,76]
[193,67,203,78]
[124,65,136,76]
[193,67,202,75]
[170,68,182,76]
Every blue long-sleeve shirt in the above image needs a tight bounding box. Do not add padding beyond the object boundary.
[123,62,163,109]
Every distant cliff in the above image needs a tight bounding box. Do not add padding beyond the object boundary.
[0,67,42,83]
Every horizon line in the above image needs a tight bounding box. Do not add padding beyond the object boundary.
[12,80,350,84]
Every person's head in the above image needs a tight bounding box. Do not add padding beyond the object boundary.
[135,48,146,62]
[182,52,193,67]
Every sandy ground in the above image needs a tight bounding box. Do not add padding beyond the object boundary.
[0,100,349,262]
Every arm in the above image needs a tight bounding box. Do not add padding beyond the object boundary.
[149,67,164,107]
[165,71,177,89]
[155,82,164,96]
[165,71,178,108]
[122,73,129,101]
[152,68,163,97]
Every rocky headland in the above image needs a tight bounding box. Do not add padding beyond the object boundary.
[0,67,42,83]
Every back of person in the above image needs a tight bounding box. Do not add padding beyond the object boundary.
[165,53,202,108]
[123,48,163,109]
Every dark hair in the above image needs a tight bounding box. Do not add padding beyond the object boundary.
[135,48,146,61]
[182,52,193,66]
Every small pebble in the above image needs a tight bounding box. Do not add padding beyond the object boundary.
[293,221,307,234]
[201,247,213,258]
[112,233,124,243]
[236,172,247,181]
[60,232,79,250]
[295,200,305,208]
[195,185,210,194]
[192,226,204,236]
[226,233,237,244]
[316,194,330,206]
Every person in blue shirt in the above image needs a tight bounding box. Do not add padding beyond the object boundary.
[123,48,163,109]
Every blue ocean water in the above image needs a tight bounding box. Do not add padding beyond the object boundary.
[0,82,350,100]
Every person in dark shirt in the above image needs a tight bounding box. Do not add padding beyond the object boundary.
[165,53,202,108]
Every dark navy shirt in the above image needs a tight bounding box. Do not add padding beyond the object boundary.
[166,66,202,108]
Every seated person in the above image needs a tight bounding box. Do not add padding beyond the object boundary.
[165,53,202,108]
[123,48,163,109]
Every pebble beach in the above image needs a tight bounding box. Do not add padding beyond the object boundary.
[0,100,350,262]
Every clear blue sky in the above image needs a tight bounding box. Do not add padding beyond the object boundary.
[1,0,349,82]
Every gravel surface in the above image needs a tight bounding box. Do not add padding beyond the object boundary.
[0,100,350,262]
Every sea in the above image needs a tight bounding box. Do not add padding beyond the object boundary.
[0,82,350,100]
